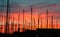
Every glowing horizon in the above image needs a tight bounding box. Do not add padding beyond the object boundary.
[0,11,60,34]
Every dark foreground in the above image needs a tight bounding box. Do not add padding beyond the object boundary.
[0,29,60,37]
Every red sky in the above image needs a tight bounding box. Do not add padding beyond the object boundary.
[0,10,60,34]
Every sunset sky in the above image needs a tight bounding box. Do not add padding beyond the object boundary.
[0,0,60,33]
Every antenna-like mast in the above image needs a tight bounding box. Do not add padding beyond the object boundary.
[56,18,58,29]
[25,19,27,30]
[38,14,40,28]
[29,22,31,30]
[39,13,42,29]
[1,15,3,33]
[11,17,15,33]
[51,15,53,29]
[33,18,35,30]
[23,8,25,31]
[5,0,9,34]
[18,13,20,32]
[46,10,48,28]
[31,7,33,30]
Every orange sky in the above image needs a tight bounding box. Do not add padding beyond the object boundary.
[0,11,60,34]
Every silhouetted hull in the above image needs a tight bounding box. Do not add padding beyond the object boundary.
[36,29,60,37]
[0,29,60,37]
[23,29,36,37]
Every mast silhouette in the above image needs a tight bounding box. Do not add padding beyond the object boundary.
[33,18,35,30]
[25,19,27,30]
[40,15,43,29]
[1,14,3,33]
[38,14,40,28]
[18,13,20,32]
[56,18,58,29]
[23,8,25,31]
[41,15,42,29]
[46,10,48,28]
[11,17,15,33]
[31,7,32,30]
[51,15,53,29]
[29,21,31,30]
[5,0,9,34]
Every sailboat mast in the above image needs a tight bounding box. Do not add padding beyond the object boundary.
[46,10,48,28]
[33,18,35,30]
[23,9,25,31]
[38,14,40,28]
[11,17,15,33]
[5,0,9,34]
[56,18,58,29]
[51,15,53,29]
[31,7,32,30]
[18,13,20,32]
